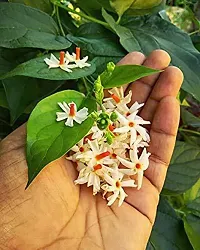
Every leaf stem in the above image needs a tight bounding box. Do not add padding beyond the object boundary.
[189,29,200,36]
[179,128,200,136]
[52,0,109,28]
[56,6,65,37]
[116,16,121,24]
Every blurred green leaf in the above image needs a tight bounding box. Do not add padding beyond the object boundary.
[1,52,96,80]
[0,86,8,109]
[181,106,200,128]
[102,8,141,51]
[0,3,71,50]
[26,90,96,187]
[67,22,125,75]
[2,76,64,124]
[184,179,200,204]
[147,196,192,250]
[9,0,53,14]
[163,141,200,194]
[109,0,134,17]
[186,197,200,217]
[126,0,165,15]
[184,214,200,250]
[121,15,200,102]
[101,64,160,88]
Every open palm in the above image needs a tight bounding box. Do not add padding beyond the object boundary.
[0,50,183,250]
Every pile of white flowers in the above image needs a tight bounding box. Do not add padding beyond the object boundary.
[44,47,91,72]
[56,87,151,207]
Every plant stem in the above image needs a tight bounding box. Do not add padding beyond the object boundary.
[52,1,109,28]
[56,6,65,37]
[189,29,200,36]
[116,16,121,24]
[83,77,92,94]
[179,128,200,136]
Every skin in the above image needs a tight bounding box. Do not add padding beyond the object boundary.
[0,50,183,250]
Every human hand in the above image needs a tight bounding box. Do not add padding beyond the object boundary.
[0,50,183,250]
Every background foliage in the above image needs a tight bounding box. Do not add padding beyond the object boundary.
[0,0,200,249]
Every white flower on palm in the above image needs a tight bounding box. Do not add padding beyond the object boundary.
[76,139,114,166]
[132,135,149,150]
[126,101,145,116]
[56,101,88,127]
[117,147,151,190]
[65,47,91,68]
[114,110,150,145]
[90,125,104,140]
[44,51,76,72]
[102,171,137,206]
[75,163,114,195]
[66,138,89,162]
[103,87,132,114]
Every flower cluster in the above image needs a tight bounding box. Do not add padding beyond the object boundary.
[66,87,151,207]
[44,47,91,72]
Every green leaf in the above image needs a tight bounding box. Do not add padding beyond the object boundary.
[67,23,125,57]
[9,0,53,14]
[127,0,165,16]
[148,196,192,250]
[109,0,134,17]
[0,3,71,50]
[163,141,200,195]
[0,86,8,109]
[26,90,96,187]
[181,107,200,128]
[1,52,96,80]
[2,76,64,124]
[186,197,200,217]
[67,22,125,76]
[101,64,160,89]
[184,179,200,204]
[184,214,200,250]
[102,9,141,52]
[122,15,200,102]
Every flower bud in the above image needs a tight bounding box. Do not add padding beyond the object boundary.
[97,118,109,130]
[110,112,118,122]
[99,112,109,120]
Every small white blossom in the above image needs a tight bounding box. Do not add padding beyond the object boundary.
[56,101,88,127]
[103,87,132,114]
[114,110,150,145]
[102,170,137,206]
[76,139,115,166]
[117,147,151,189]
[75,164,114,195]
[44,52,76,72]
[65,49,91,68]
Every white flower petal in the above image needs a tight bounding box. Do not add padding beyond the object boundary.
[115,111,128,125]
[129,102,144,113]
[136,125,149,141]
[117,156,133,169]
[104,172,116,186]
[107,190,119,206]
[130,148,139,163]
[65,116,74,127]
[137,170,144,190]
[56,112,68,121]
[121,180,137,188]
[50,54,60,64]
[114,126,130,133]
[60,64,73,72]
[118,188,127,207]
[58,102,69,113]
[130,128,137,145]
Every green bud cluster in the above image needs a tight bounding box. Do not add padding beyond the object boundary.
[95,112,118,144]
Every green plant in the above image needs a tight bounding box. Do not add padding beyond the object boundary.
[0,0,200,249]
